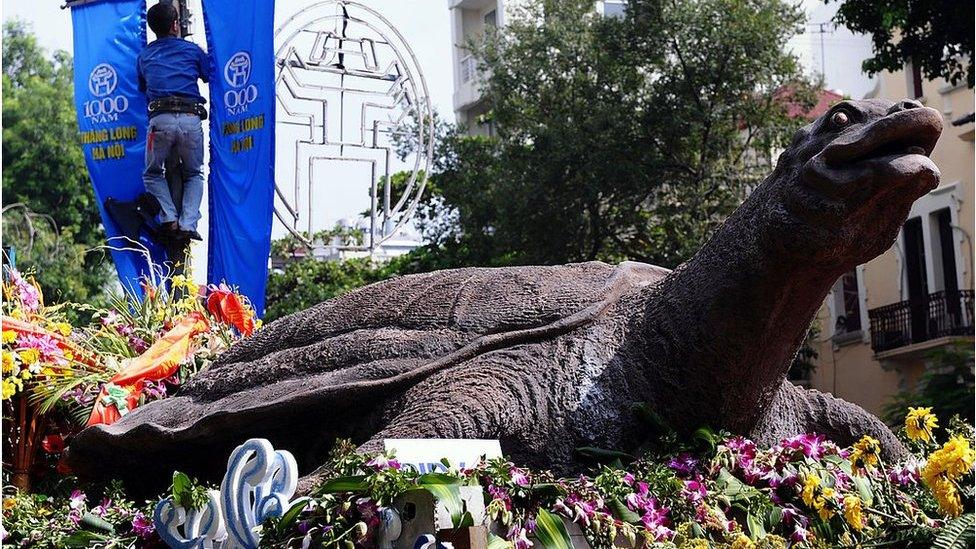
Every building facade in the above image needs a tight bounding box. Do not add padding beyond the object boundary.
[807,66,975,417]
[449,0,624,135]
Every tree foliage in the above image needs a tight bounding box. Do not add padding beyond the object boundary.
[883,344,975,429]
[418,0,813,269]
[2,21,110,302]
[829,0,974,88]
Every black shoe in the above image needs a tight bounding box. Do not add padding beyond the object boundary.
[180,229,203,241]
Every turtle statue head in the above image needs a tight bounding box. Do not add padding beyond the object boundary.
[762,98,942,270]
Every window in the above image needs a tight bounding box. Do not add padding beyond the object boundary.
[833,270,862,334]
[484,9,497,28]
[602,0,627,18]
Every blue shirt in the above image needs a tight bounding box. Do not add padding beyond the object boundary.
[137,36,209,104]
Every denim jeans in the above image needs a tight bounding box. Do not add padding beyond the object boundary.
[143,113,204,232]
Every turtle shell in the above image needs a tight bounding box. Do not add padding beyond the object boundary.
[66,261,669,489]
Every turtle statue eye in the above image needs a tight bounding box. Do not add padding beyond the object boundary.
[831,110,850,128]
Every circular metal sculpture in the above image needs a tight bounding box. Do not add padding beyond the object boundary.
[273,1,434,251]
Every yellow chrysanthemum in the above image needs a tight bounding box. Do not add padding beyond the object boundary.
[2,330,16,344]
[801,474,819,507]
[924,436,976,481]
[2,379,18,399]
[56,323,71,337]
[2,497,15,510]
[927,474,963,517]
[2,351,14,373]
[921,435,975,517]
[905,407,939,443]
[816,487,836,520]
[17,348,40,366]
[850,435,881,470]
[731,534,755,549]
[843,495,864,530]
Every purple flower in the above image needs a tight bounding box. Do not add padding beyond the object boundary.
[682,476,708,503]
[667,453,699,477]
[888,462,921,486]
[93,497,112,516]
[129,336,150,354]
[68,509,82,525]
[69,490,87,511]
[510,467,530,487]
[9,270,40,312]
[488,484,511,505]
[101,311,119,326]
[781,434,826,460]
[131,512,155,538]
[780,506,807,528]
[365,455,401,471]
[622,472,635,486]
[792,525,813,543]
[509,525,533,549]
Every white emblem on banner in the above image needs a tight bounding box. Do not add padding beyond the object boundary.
[85,63,128,123]
[223,51,258,115]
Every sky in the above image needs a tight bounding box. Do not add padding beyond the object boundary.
[2,0,876,274]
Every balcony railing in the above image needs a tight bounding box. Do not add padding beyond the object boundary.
[868,290,975,353]
[459,54,477,83]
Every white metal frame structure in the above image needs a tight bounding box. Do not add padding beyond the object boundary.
[273,1,434,251]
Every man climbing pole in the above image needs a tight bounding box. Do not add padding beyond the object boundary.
[138,1,208,247]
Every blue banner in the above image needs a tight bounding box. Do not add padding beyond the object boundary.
[70,0,164,294]
[202,0,276,317]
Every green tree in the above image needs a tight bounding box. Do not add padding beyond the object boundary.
[2,20,109,302]
[829,0,974,88]
[422,0,813,269]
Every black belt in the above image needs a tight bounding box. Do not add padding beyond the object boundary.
[148,96,208,120]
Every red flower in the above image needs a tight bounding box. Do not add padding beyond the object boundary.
[42,434,65,454]
[206,286,255,336]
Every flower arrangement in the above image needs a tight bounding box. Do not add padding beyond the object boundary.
[1,266,258,492]
[1,482,161,547]
[261,410,973,549]
[1,409,973,548]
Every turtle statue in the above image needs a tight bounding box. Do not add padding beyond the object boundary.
[67,98,943,494]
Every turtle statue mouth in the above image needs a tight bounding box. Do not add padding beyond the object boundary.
[820,107,941,167]
[792,102,943,230]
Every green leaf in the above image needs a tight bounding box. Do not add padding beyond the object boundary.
[852,474,874,507]
[768,506,783,528]
[746,512,766,541]
[716,468,757,501]
[608,497,641,524]
[319,475,368,493]
[418,474,464,527]
[530,483,563,498]
[692,427,720,452]
[933,513,975,549]
[62,531,108,547]
[574,447,636,464]
[533,508,573,549]
[488,533,512,549]
[277,497,311,533]
[172,471,190,503]
[456,511,475,528]
[80,512,114,533]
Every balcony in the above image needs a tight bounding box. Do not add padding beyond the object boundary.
[868,290,974,355]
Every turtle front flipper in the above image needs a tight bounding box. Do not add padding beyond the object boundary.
[296,344,583,495]
[750,381,905,461]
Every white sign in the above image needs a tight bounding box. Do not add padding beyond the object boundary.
[384,439,502,474]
